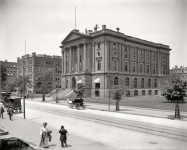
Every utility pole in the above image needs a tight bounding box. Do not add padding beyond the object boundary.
[23,39,26,119]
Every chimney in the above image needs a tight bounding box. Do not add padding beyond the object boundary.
[102,25,106,30]
[116,27,120,32]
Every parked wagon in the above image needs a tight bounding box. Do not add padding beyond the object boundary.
[67,98,86,110]
[7,97,22,113]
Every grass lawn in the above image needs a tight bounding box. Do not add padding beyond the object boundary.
[84,96,187,112]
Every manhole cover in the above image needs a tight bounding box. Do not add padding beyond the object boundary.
[149,141,157,144]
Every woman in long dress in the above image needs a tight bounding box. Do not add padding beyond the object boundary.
[39,122,49,148]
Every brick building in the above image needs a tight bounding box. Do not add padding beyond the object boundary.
[0,60,17,82]
[60,25,171,97]
[17,53,62,94]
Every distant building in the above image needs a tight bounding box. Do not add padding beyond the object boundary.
[60,25,171,97]
[0,60,17,82]
[17,53,62,94]
[170,65,187,80]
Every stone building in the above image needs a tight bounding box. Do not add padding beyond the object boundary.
[60,25,171,97]
[17,53,62,94]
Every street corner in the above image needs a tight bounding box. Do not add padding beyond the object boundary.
[168,114,187,121]
[0,126,9,136]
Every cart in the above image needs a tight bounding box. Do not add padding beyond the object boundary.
[8,97,22,113]
[67,98,86,110]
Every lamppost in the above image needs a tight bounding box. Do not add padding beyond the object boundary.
[56,82,58,103]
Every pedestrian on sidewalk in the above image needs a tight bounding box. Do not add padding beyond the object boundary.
[0,102,5,119]
[39,122,50,148]
[7,106,14,121]
[59,125,68,147]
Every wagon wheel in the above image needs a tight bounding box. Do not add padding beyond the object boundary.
[82,104,86,110]
[19,108,22,113]
[75,103,80,109]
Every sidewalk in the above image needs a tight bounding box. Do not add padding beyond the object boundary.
[0,112,111,150]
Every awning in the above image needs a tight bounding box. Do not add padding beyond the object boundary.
[93,77,100,83]
[77,79,83,84]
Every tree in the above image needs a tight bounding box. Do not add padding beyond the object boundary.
[4,79,17,92]
[160,73,187,119]
[14,75,31,98]
[73,83,85,98]
[0,65,7,91]
[108,84,128,111]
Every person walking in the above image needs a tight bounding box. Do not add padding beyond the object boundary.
[7,106,14,121]
[0,103,5,119]
[39,122,50,148]
[59,125,68,147]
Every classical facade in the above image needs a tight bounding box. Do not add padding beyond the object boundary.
[60,25,171,97]
[17,53,62,94]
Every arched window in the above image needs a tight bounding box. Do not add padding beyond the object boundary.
[134,78,137,88]
[154,79,157,88]
[114,77,118,85]
[148,78,151,88]
[148,90,152,95]
[125,77,129,86]
[134,90,138,96]
[141,78,144,88]
[142,90,145,96]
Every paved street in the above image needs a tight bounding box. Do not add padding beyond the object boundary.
[1,99,187,150]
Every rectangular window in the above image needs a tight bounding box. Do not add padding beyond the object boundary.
[147,65,150,73]
[140,50,142,55]
[125,54,128,58]
[114,61,117,71]
[29,67,32,73]
[97,61,101,70]
[140,64,143,73]
[113,43,116,49]
[153,66,156,74]
[163,66,166,74]
[124,62,128,72]
[125,46,128,52]
[133,47,135,54]
[133,63,136,72]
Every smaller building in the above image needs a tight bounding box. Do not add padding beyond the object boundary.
[17,53,62,95]
[0,60,17,82]
[170,65,187,80]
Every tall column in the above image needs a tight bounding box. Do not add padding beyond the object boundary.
[69,48,72,73]
[83,43,87,72]
[150,50,152,75]
[64,49,66,74]
[61,49,64,74]
[77,45,80,72]
[167,54,170,75]
[92,43,95,72]
[157,50,161,75]
[144,49,146,75]
[129,46,131,73]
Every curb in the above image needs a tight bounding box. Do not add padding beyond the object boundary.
[0,127,9,136]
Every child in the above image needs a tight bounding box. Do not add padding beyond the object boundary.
[59,125,68,147]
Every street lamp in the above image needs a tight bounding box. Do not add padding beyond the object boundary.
[56,82,58,103]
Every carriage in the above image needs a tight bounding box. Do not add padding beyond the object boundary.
[67,98,86,110]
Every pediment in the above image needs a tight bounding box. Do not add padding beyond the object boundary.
[62,30,84,44]
[66,34,82,42]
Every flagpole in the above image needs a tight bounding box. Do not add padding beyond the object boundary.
[23,39,26,119]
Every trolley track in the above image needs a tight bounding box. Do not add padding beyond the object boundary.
[25,103,187,142]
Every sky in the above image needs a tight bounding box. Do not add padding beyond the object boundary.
[0,0,186,69]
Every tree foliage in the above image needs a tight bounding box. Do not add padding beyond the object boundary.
[0,65,7,91]
[14,75,31,98]
[73,83,85,98]
[160,73,187,102]
[108,84,129,111]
